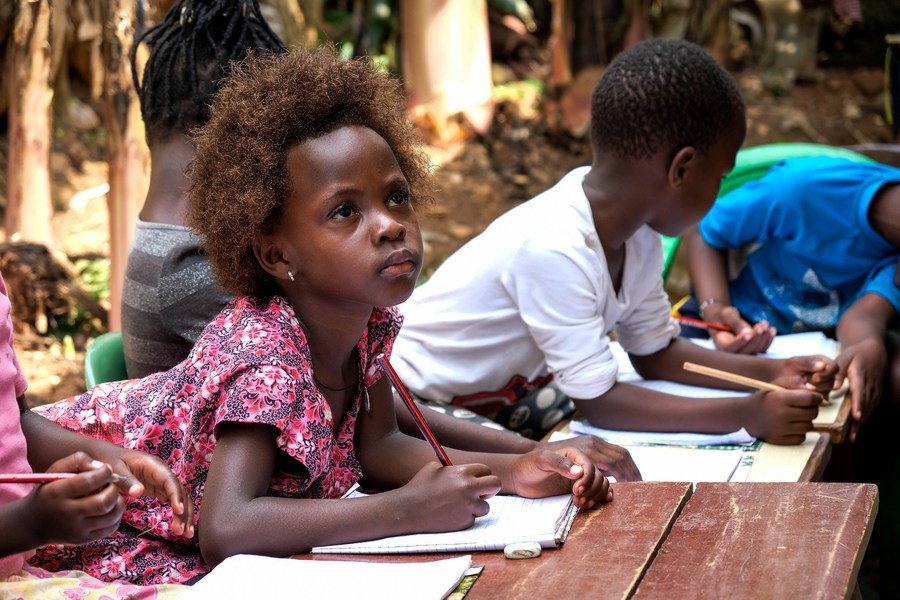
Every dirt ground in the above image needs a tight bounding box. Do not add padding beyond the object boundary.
[8,59,897,409]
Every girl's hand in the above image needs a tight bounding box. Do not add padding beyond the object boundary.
[710,307,776,355]
[507,448,612,510]
[542,436,641,482]
[400,462,501,533]
[28,451,126,546]
[88,447,194,538]
[774,355,839,395]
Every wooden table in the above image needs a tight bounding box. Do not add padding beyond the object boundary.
[632,482,878,600]
[298,481,876,600]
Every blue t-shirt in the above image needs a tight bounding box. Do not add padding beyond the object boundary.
[698,156,900,333]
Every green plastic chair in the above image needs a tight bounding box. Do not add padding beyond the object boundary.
[84,330,128,388]
[660,143,876,281]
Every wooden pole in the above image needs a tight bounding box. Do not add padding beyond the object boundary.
[101,0,148,331]
[7,0,55,248]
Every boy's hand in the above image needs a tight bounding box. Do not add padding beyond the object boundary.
[89,447,195,539]
[741,389,821,445]
[30,451,126,546]
[774,355,839,395]
[542,436,641,482]
[710,307,776,355]
[836,339,886,441]
[508,448,612,510]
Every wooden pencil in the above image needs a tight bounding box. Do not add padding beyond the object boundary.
[376,353,453,467]
[683,362,785,392]
[683,362,829,405]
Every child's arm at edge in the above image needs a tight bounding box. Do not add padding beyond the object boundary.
[683,227,775,354]
[19,402,194,537]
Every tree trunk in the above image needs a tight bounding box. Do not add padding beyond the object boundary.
[102,0,148,331]
[7,0,55,248]
[401,0,494,141]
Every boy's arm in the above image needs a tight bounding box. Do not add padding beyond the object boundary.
[572,338,830,444]
[683,225,732,312]
[395,403,535,453]
[394,398,642,481]
[835,292,897,434]
[572,375,820,446]
[683,227,775,354]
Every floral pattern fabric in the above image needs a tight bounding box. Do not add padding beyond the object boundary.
[0,564,185,600]
[30,296,400,585]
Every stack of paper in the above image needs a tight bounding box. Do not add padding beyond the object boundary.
[311,492,577,554]
[178,553,473,600]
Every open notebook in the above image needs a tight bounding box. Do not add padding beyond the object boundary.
[177,553,473,600]
[311,491,578,554]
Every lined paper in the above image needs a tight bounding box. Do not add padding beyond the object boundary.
[311,492,576,554]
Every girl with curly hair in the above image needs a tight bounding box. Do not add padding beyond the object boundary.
[30,44,612,586]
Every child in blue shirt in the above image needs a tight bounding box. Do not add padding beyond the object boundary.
[684,155,900,441]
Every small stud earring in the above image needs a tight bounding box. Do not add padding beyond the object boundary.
[287,270,295,282]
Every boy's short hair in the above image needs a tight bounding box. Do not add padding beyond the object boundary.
[187,44,435,300]
[591,39,745,159]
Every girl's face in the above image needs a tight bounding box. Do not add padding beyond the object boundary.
[270,125,424,310]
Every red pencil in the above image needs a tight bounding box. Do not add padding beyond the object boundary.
[0,472,123,484]
[376,354,453,467]
[673,314,733,333]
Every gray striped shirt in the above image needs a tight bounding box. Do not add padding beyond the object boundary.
[121,220,232,378]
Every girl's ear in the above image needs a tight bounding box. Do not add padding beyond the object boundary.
[253,235,292,282]
[667,146,697,189]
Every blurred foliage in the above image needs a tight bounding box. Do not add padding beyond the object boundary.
[323,0,398,73]
[50,257,109,342]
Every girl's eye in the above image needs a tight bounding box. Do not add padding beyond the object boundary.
[388,189,411,207]
[330,202,356,220]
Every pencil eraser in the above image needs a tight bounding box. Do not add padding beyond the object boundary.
[504,542,542,559]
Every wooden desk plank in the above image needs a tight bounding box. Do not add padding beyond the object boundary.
[298,482,692,600]
[813,382,853,444]
[632,482,878,600]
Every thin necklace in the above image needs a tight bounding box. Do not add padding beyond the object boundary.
[313,372,357,392]
[294,311,358,393]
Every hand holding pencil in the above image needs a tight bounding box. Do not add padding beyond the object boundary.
[682,361,833,445]
[676,304,776,356]
[5,452,132,547]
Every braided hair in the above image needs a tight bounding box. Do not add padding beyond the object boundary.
[131,0,287,146]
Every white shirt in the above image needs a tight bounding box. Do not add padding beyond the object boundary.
[393,167,678,407]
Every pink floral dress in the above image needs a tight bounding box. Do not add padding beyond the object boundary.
[30,296,401,585]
